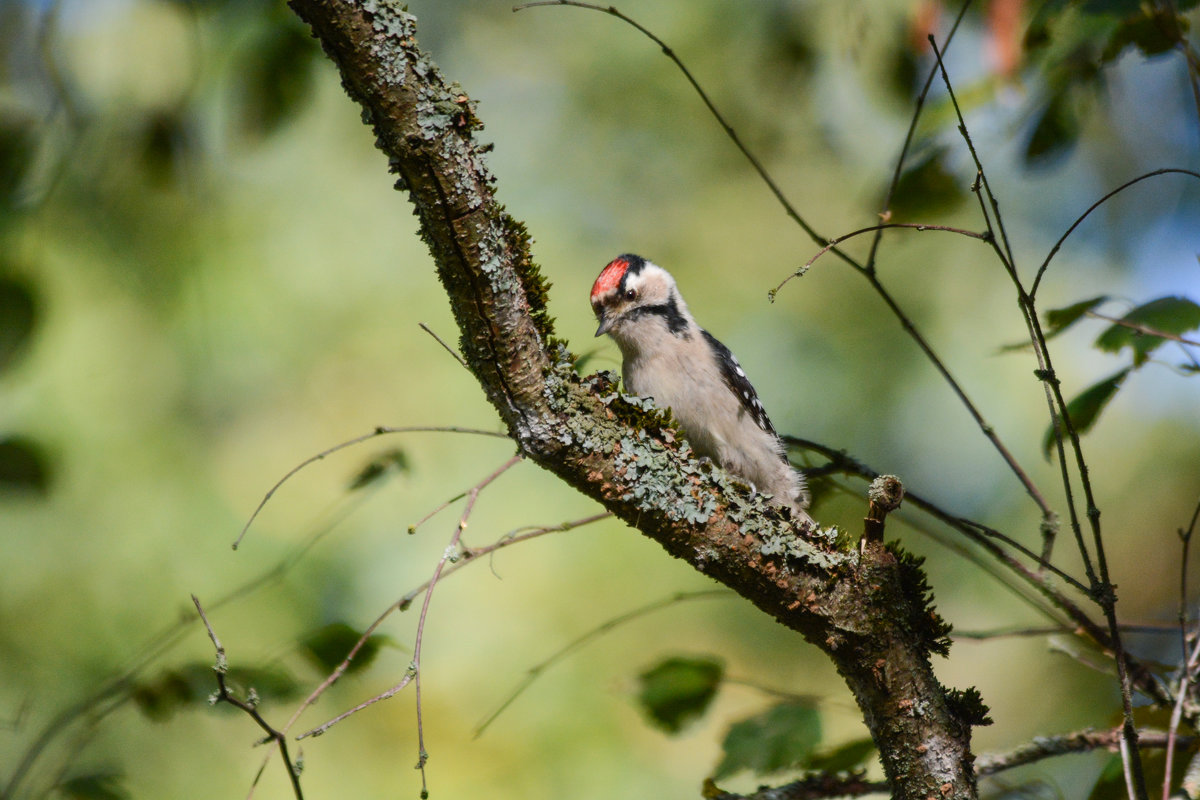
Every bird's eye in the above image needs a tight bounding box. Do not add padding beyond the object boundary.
[624,288,638,301]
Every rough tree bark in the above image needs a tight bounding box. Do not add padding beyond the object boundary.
[286,2,990,797]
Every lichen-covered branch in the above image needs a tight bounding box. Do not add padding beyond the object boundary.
[285,2,985,797]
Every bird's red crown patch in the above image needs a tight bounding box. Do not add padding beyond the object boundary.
[590,257,630,300]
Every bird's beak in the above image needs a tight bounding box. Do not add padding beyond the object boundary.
[594,310,614,337]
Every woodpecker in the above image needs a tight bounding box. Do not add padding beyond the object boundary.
[590,254,813,526]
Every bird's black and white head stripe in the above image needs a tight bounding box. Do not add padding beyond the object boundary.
[590,254,691,339]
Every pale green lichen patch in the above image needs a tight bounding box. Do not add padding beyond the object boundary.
[361,1,417,87]
[547,359,855,573]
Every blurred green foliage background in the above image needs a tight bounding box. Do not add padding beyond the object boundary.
[0,0,1198,797]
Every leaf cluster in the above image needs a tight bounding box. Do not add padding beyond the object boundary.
[1024,295,1200,455]
[634,654,877,784]
[1022,0,1198,166]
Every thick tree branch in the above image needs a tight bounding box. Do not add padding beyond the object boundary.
[285,2,985,797]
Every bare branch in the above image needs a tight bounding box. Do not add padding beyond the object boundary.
[514,0,848,263]
[398,512,613,609]
[785,434,1171,707]
[1084,311,1200,348]
[704,773,887,800]
[277,508,610,757]
[866,0,974,271]
[975,728,1194,777]
[296,673,414,741]
[474,589,730,737]
[769,222,990,299]
[234,425,510,549]
[1030,169,1200,298]
[1164,631,1200,800]
[411,455,522,794]
[418,321,469,368]
[191,596,305,800]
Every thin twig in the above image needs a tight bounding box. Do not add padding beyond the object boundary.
[474,589,731,737]
[418,322,468,369]
[1180,494,1200,659]
[954,623,1181,640]
[191,596,305,800]
[412,455,523,796]
[866,0,974,272]
[513,1,857,266]
[234,425,510,549]
[864,270,1058,519]
[1166,494,1200,800]
[721,676,820,705]
[276,494,606,758]
[785,435,1171,707]
[926,35,1075,572]
[408,490,469,535]
[1164,633,1200,800]
[975,728,1194,778]
[1029,168,1200,298]
[770,222,990,298]
[296,673,414,740]
[397,512,613,609]
[1084,311,1200,348]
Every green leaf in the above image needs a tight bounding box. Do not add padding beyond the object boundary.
[131,667,204,722]
[1046,295,1109,337]
[139,111,191,185]
[713,701,821,779]
[1094,296,1200,366]
[237,20,320,139]
[888,148,965,220]
[57,771,129,800]
[1087,754,1127,800]
[348,449,409,491]
[0,110,37,207]
[883,35,919,101]
[1042,368,1131,456]
[1088,748,1186,800]
[637,656,724,734]
[1082,0,1146,15]
[133,662,299,720]
[1001,295,1110,352]
[1103,11,1188,60]
[805,737,876,773]
[1024,90,1080,168]
[301,622,390,675]
[0,435,50,494]
[0,275,37,373]
[225,664,301,700]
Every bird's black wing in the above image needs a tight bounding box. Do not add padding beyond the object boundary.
[699,329,777,436]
